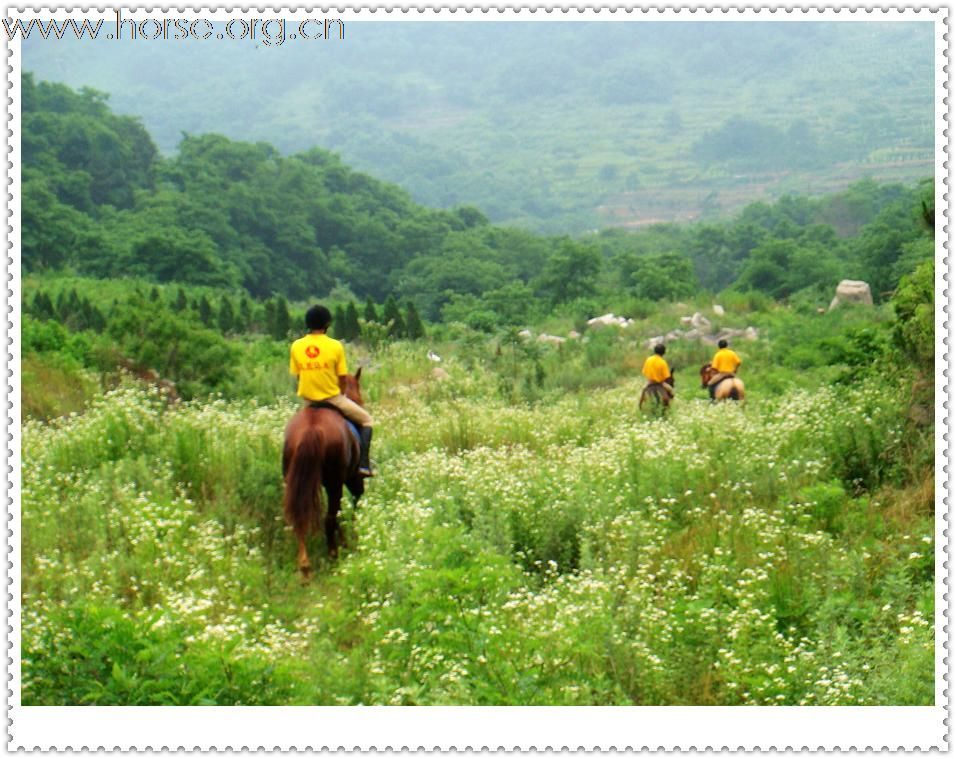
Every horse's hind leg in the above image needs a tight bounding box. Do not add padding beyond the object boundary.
[296,531,312,581]
[325,482,344,559]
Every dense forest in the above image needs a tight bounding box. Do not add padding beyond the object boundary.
[23,21,935,231]
[23,74,933,315]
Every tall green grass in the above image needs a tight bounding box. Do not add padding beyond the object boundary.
[20,352,933,705]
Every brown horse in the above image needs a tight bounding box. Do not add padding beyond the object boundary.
[700,364,745,402]
[282,369,366,579]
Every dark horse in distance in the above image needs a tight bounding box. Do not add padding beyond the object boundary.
[639,377,675,411]
[282,369,366,579]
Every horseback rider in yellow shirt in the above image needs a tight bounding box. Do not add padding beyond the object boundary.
[289,305,374,477]
[641,343,674,400]
[708,339,742,400]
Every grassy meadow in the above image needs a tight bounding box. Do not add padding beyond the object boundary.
[20,304,935,706]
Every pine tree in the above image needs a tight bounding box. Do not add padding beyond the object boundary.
[272,296,292,341]
[333,305,347,339]
[54,290,68,322]
[31,291,54,320]
[79,297,105,332]
[149,286,161,302]
[62,289,83,330]
[239,296,253,333]
[173,287,188,312]
[345,301,361,341]
[364,297,379,324]
[198,295,213,327]
[218,296,235,334]
[405,301,425,340]
[87,301,105,332]
[383,295,405,339]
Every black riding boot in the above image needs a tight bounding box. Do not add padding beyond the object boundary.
[359,426,374,477]
[708,382,717,401]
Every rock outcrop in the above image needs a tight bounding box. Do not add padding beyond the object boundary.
[690,312,713,334]
[538,333,566,346]
[829,280,873,311]
[587,313,634,329]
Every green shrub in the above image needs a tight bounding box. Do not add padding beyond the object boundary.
[23,604,300,705]
[892,258,934,373]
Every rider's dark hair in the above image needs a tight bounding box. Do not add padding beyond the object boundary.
[718,339,728,349]
[305,305,333,331]
[654,343,666,355]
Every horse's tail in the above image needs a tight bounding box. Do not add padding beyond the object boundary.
[284,426,325,539]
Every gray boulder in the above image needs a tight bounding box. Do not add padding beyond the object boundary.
[691,312,713,334]
[829,280,873,311]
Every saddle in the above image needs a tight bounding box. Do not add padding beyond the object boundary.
[646,380,674,397]
[709,372,736,386]
[308,401,362,447]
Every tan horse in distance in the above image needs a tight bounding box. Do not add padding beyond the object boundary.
[700,364,745,402]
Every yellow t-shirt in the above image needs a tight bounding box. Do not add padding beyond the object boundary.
[642,354,671,384]
[711,348,741,374]
[289,333,348,401]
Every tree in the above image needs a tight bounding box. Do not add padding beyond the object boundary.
[893,259,934,373]
[125,228,229,287]
[454,205,489,229]
[853,198,925,300]
[263,299,275,335]
[332,305,347,339]
[173,287,188,312]
[78,297,105,332]
[197,295,213,327]
[364,297,379,324]
[21,174,88,271]
[218,296,235,334]
[405,301,425,340]
[537,239,602,305]
[395,250,508,320]
[481,281,537,326]
[383,295,405,339]
[30,291,55,320]
[629,253,698,301]
[271,296,292,340]
[238,296,253,333]
[344,301,361,341]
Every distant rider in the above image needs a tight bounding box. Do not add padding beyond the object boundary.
[642,343,674,400]
[289,305,374,477]
[707,339,742,400]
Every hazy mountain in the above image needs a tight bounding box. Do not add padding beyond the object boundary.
[23,20,935,231]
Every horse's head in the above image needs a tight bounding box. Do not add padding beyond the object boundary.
[340,366,365,406]
[700,364,714,388]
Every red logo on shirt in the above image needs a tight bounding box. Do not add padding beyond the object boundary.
[305,345,321,359]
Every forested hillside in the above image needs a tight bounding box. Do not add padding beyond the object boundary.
[24,20,935,231]
[22,74,933,317]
